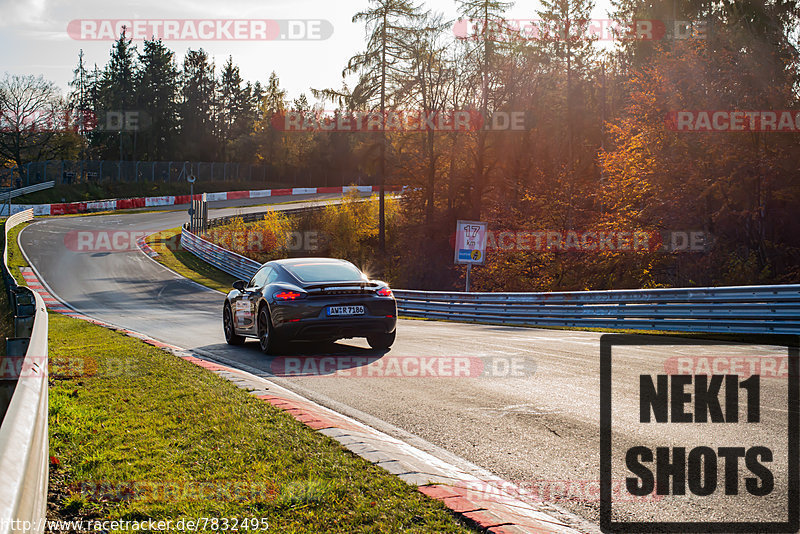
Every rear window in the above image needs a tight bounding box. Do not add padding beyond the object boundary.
[284,262,363,283]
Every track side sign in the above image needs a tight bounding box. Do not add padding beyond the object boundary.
[455,220,488,265]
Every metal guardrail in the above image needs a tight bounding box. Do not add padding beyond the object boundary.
[181,226,261,282]
[0,209,49,534]
[392,287,800,334]
[179,206,800,335]
[0,183,55,217]
[1,182,55,201]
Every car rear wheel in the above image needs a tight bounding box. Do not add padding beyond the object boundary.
[223,304,244,345]
[367,331,396,350]
[257,306,282,354]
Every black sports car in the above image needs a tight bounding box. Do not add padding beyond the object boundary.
[222,257,397,353]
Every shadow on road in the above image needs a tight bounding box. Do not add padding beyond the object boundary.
[196,339,391,378]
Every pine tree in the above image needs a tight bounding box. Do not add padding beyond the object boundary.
[255,72,287,172]
[346,0,424,254]
[68,50,92,138]
[96,28,137,160]
[180,49,217,161]
[218,56,248,161]
[136,38,178,160]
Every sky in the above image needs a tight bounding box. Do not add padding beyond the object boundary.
[0,0,616,102]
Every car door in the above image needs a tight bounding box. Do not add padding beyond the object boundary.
[233,266,272,334]
[246,266,280,330]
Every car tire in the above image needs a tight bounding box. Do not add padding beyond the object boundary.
[223,304,245,345]
[367,331,396,350]
[257,306,282,354]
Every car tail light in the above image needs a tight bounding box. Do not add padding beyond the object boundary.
[274,290,305,301]
[377,287,393,297]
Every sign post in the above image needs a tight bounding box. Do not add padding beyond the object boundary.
[454,220,488,292]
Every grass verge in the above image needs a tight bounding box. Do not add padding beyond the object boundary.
[146,228,235,293]
[6,222,30,287]
[47,313,475,532]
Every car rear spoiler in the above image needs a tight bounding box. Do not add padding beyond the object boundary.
[304,281,381,294]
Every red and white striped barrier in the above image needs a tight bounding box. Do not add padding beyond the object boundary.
[9,184,401,217]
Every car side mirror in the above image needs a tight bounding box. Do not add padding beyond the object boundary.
[232,280,247,291]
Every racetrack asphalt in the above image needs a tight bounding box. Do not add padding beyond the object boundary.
[19,194,795,530]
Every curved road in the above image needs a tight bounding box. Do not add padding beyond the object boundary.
[19,196,793,530]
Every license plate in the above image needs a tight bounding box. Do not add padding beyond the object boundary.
[328,305,365,316]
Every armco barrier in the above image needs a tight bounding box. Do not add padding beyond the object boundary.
[392,287,800,334]
[180,212,800,334]
[0,210,49,534]
[181,227,261,282]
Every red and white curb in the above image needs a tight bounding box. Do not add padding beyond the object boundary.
[9,184,404,217]
[136,236,159,259]
[20,267,97,321]
[21,267,593,534]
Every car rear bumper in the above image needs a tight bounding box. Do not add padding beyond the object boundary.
[277,317,396,340]
[271,297,397,341]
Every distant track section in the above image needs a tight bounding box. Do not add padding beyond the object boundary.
[9,184,402,216]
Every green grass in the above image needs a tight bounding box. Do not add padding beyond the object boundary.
[146,228,235,293]
[5,222,30,286]
[47,313,475,533]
